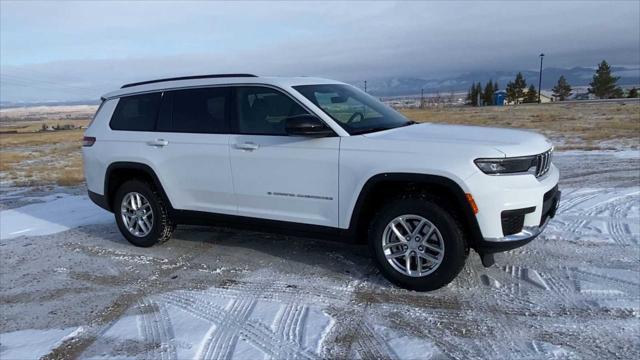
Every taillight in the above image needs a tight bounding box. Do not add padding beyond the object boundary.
[82,136,96,147]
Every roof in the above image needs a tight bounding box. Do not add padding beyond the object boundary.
[102,75,345,99]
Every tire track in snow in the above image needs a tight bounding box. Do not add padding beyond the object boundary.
[607,193,639,245]
[197,298,256,360]
[571,268,639,294]
[137,299,178,360]
[160,292,321,360]
[274,303,307,345]
[323,307,397,360]
[217,279,345,305]
[553,188,639,245]
[582,190,640,214]
[557,191,600,213]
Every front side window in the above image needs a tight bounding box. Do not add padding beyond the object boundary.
[157,87,230,133]
[235,86,308,135]
[110,92,162,131]
[293,84,412,135]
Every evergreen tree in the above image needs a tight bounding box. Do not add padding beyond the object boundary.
[588,60,623,99]
[627,87,638,98]
[467,82,483,106]
[494,81,499,92]
[524,85,538,103]
[514,72,527,102]
[552,75,572,101]
[466,84,477,106]
[506,81,517,104]
[482,80,495,106]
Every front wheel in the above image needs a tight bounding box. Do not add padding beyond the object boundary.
[369,198,466,291]
[114,180,174,247]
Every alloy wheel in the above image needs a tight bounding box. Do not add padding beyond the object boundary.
[120,192,154,237]
[381,215,445,277]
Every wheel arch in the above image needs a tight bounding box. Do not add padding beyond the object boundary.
[347,173,483,247]
[104,162,173,212]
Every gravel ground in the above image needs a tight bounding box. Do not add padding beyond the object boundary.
[0,151,639,359]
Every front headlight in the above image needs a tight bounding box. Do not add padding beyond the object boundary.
[474,156,537,175]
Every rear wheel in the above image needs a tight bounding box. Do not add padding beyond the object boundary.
[369,198,466,291]
[114,180,174,247]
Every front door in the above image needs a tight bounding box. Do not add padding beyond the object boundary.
[228,86,340,227]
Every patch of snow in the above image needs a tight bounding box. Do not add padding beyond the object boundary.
[0,327,80,359]
[81,288,335,359]
[375,325,443,359]
[0,194,112,240]
[22,192,71,202]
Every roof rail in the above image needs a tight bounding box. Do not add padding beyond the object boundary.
[121,74,258,89]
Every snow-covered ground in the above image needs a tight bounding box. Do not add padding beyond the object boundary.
[0,151,639,359]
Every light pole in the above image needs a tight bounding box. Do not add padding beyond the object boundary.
[538,53,544,104]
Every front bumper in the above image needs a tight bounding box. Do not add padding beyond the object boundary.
[478,187,561,253]
[464,162,560,253]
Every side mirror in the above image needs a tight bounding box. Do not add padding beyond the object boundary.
[285,115,333,137]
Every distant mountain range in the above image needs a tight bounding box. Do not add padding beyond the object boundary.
[0,99,100,109]
[2,66,638,108]
[358,66,640,97]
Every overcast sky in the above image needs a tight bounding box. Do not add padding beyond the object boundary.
[1,0,639,102]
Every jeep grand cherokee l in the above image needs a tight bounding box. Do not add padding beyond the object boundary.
[83,74,561,291]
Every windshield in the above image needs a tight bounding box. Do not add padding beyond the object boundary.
[293,84,412,135]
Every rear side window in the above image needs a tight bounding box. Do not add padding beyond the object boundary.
[157,87,230,133]
[110,93,161,131]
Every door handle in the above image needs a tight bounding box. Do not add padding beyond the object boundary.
[235,142,259,151]
[147,139,169,147]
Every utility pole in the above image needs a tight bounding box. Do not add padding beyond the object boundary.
[538,53,544,104]
[364,80,367,93]
[420,88,424,108]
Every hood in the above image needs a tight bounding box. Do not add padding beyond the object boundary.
[363,123,552,157]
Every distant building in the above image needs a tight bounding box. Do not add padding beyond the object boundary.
[504,88,552,105]
[573,92,596,100]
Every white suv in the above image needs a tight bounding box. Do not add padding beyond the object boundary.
[83,74,560,291]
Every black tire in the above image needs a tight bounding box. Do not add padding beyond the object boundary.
[369,197,466,291]
[113,180,174,247]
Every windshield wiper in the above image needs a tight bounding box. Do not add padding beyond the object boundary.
[351,121,417,135]
[350,127,393,135]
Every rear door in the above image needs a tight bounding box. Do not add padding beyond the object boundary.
[228,86,340,227]
[151,87,236,214]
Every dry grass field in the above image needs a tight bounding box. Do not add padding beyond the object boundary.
[401,101,640,150]
[0,101,638,187]
[0,105,94,186]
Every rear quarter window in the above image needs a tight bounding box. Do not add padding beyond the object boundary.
[110,92,162,131]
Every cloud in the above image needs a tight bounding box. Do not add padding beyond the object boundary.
[1,1,638,101]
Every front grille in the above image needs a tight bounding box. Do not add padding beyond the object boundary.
[535,149,552,177]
